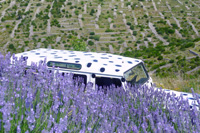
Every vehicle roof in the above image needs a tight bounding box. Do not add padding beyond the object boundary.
[13,48,143,77]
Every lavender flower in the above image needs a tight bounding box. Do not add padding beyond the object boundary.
[17,125,21,133]
[35,104,41,119]
[132,125,139,133]
[0,52,199,132]
[47,115,55,129]
[4,120,11,132]
[26,108,35,131]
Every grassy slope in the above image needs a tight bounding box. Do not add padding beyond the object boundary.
[151,73,200,93]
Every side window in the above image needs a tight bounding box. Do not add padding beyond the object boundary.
[73,74,87,86]
[60,72,87,86]
[95,77,122,88]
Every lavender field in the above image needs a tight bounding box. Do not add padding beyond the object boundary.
[0,53,200,132]
[0,0,200,79]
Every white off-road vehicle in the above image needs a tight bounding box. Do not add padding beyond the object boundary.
[13,48,199,109]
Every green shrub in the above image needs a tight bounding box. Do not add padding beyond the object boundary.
[157,55,163,60]
[118,40,124,44]
[89,35,100,41]
[90,32,95,35]
[88,40,94,46]
[105,29,114,32]
[90,9,95,16]
[67,2,72,5]
[130,25,134,30]
[8,44,15,49]
[126,22,131,26]
[169,59,174,63]
[75,10,79,15]
[133,31,137,36]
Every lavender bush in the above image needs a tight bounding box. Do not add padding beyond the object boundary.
[0,53,200,132]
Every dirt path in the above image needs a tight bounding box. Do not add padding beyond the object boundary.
[0,0,6,3]
[119,47,123,53]
[78,14,83,28]
[95,24,99,29]
[175,29,182,38]
[186,66,200,74]
[121,1,124,8]
[128,5,131,11]
[109,2,112,8]
[10,20,21,38]
[32,7,41,21]
[122,13,136,41]
[166,1,171,11]
[172,16,182,29]
[140,2,149,16]
[0,1,15,23]
[187,19,199,36]
[113,9,117,18]
[149,64,172,74]
[166,0,183,31]
[25,2,31,12]
[95,4,101,21]
[144,41,148,48]
[148,22,169,45]
[132,11,138,25]
[137,43,142,50]
[152,0,157,11]
[47,1,54,34]
[64,0,68,5]
[177,0,183,5]
[56,36,61,43]
[166,19,182,38]
[166,20,172,26]
[109,45,114,53]
[29,25,33,37]
[95,4,101,30]
[2,41,10,52]
[29,6,41,37]
[159,12,165,19]
[185,5,190,10]
[11,1,32,39]
[110,23,113,29]
[96,41,119,44]
[96,32,129,35]
[195,18,200,22]
[189,0,200,8]
[84,4,87,14]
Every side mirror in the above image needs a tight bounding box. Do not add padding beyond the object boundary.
[121,77,125,82]
[92,73,96,78]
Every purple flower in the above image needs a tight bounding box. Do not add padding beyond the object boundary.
[47,115,55,129]
[132,125,139,133]
[4,120,11,132]
[17,125,21,133]
[26,108,35,131]
[35,104,41,118]
[1,52,200,132]
[41,129,49,133]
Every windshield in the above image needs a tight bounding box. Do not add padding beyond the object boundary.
[124,63,149,86]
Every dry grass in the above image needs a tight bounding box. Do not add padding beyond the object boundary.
[151,74,200,94]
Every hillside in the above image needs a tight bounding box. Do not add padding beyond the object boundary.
[0,0,200,89]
